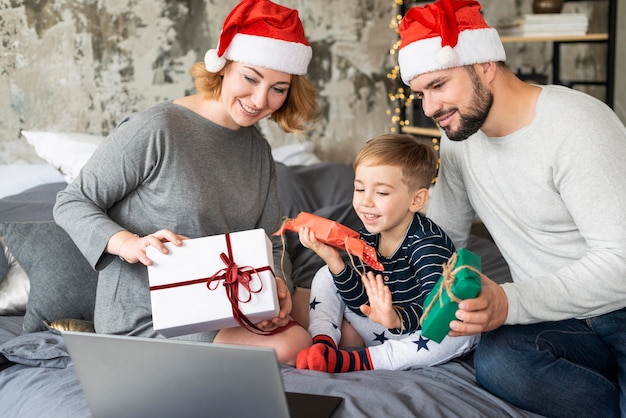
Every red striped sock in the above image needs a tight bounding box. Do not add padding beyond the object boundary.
[296,335,337,369]
[303,344,373,373]
[312,334,336,348]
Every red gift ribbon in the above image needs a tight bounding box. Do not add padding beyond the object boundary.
[150,233,279,335]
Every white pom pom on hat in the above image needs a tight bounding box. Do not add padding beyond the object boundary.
[435,45,458,68]
[204,0,312,76]
[204,49,226,73]
[398,0,506,85]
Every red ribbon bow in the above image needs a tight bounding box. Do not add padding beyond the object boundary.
[204,233,277,335]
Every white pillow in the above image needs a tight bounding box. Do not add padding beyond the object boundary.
[0,238,30,315]
[21,130,105,183]
[272,142,321,166]
[0,164,66,199]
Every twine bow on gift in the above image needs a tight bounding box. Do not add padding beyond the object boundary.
[419,252,482,326]
[205,233,279,335]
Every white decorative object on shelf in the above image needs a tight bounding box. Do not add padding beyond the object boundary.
[497,13,588,37]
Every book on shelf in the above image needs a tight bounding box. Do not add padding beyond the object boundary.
[496,13,589,37]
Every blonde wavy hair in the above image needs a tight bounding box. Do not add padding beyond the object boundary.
[191,61,319,134]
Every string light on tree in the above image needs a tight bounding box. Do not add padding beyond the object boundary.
[386,0,413,133]
[387,0,439,182]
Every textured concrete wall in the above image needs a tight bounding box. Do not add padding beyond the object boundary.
[0,0,397,164]
[0,0,621,165]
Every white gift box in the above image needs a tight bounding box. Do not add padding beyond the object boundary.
[146,229,279,338]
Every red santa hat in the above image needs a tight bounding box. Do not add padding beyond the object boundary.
[398,0,506,84]
[204,0,312,76]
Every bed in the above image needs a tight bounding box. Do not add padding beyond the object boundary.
[0,134,543,418]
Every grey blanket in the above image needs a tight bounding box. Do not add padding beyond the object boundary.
[0,330,542,418]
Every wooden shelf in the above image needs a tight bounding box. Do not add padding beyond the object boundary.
[401,125,441,137]
[500,33,609,43]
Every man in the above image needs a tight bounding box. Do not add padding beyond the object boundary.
[397,1,626,417]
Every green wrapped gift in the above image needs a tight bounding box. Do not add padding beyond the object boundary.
[420,248,482,343]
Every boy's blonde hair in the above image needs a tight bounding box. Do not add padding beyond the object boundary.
[191,61,319,134]
[354,134,438,190]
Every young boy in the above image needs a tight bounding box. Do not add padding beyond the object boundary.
[296,134,479,373]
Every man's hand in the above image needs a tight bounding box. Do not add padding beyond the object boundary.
[448,275,508,336]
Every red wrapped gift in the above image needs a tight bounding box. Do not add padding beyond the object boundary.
[273,211,383,271]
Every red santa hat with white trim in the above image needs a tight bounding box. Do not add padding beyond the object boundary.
[204,0,312,76]
[398,0,506,85]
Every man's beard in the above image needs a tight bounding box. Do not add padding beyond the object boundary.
[437,71,493,142]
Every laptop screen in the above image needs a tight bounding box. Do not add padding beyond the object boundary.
[63,332,341,418]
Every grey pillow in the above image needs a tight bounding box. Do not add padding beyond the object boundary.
[276,162,355,218]
[0,241,7,284]
[0,182,67,222]
[0,221,98,333]
[0,331,71,368]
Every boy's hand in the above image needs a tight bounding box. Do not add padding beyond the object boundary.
[298,226,345,274]
[298,226,337,257]
[360,271,402,329]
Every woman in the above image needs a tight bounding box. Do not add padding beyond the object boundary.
[54,0,319,365]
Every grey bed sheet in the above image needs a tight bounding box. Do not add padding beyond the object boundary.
[0,315,23,344]
[0,327,542,418]
[0,362,90,417]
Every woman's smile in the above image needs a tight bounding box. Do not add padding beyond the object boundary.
[239,99,261,115]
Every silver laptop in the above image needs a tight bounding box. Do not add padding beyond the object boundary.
[63,331,342,418]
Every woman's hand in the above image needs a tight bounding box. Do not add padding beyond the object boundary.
[255,277,292,331]
[109,229,188,266]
